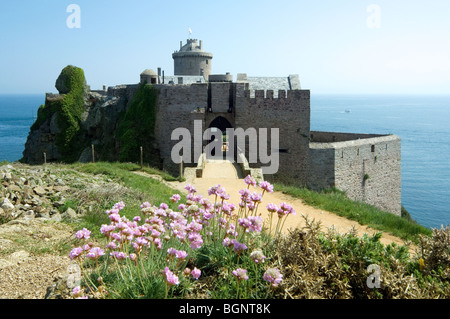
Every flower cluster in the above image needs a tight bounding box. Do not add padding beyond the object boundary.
[263,268,283,287]
[68,176,289,299]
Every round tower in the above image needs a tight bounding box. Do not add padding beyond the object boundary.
[172,39,213,79]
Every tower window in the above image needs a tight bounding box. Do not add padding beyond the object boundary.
[206,60,208,65]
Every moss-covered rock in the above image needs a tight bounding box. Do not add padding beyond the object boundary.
[26,65,88,163]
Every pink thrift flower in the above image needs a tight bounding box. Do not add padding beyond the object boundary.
[244,175,256,187]
[188,232,203,249]
[69,247,83,260]
[164,267,180,286]
[75,228,91,240]
[72,286,83,298]
[175,250,188,259]
[86,247,105,260]
[106,241,117,250]
[208,184,223,196]
[231,239,247,254]
[266,203,278,213]
[250,192,263,203]
[263,268,283,287]
[133,216,141,222]
[184,184,197,193]
[259,181,274,193]
[110,251,128,260]
[170,194,181,203]
[232,268,249,281]
[280,202,296,216]
[167,247,177,256]
[109,213,121,224]
[250,250,266,264]
[223,237,232,247]
[113,201,125,211]
[191,267,201,280]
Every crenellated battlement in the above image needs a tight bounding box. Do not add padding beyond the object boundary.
[245,89,310,102]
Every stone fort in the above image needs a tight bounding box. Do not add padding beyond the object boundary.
[29,38,402,215]
[126,38,401,215]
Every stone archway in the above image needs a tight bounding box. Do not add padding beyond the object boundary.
[207,116,233,158]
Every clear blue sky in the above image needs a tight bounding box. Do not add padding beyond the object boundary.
[1,0,449,94]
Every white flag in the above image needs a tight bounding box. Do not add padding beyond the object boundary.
[188,27,192,34]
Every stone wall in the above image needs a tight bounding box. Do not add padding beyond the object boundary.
[173,54,212,78]
[309,132,402,215]
[154,83,209,174]
[234,87,311,185]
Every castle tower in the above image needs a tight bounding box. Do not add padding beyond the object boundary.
[172,39,213,79]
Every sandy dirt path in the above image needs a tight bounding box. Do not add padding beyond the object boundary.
[138,160,413,251]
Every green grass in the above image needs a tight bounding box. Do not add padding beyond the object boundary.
[67,162,183,235]
[274,183,432,242]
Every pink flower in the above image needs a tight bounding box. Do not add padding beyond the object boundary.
[208,184,223,196]
[72,286,83,298]
[113,201,125,211]
[266,203,278,213]
[164,267,180,286]
[222,203,236,215]
[167,247,177,257]
[170,194,181,203]
[232,268,248,281]
[188,232,203,249]
[222,237,232,247]
[280,202,296,216]
[231,239,247,254]
[109,213,121,224]
[250,250,266,264]
[187,220,202,232]
[250,192,263,203]
[86,247,105,260]
[191,267,201,280]
[175,250,188,259]
[244,175,256,187]
[184,184,197,193]
[110,251,128,260]
[259,181,274,193]
[239,188,251,200]
[140,201,152,209]
[100,224,115,237]
[239,216,262,233]
[75,228,91,240]
[106,241,117,250]
[133,216,141,222]
[263,268,283,287]
[69,247,83,260]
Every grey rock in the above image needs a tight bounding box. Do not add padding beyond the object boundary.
[33,186,46,196]
[1,198,15,212]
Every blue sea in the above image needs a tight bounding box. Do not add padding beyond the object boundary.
[0,93,449,229]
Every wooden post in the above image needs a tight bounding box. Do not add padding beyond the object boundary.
[43,152,47,165]
[140,146,143,169]
[91,144,95,163]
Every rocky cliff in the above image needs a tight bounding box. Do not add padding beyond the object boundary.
[22,65,161,167]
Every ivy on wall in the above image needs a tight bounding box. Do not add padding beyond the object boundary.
[116,83,159,166]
